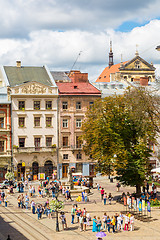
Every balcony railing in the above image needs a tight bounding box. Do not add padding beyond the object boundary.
[0,150,11,157]
[71,145,82,150]
[13,147,56,153]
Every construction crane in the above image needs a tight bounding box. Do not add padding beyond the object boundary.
[68,51,82,77]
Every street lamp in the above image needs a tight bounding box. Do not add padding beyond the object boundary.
[55,188,60,232]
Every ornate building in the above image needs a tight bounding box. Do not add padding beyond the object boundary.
[51,70,101,178]
[3,62,58,180]
[0,67,11,181]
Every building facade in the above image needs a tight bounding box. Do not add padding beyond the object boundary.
[4,62,58,180]
[51,70,101,178]
[0,67,12,181]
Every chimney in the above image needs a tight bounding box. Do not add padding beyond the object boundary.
[16,61,21,68]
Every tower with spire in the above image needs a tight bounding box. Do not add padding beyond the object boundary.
[109,41,114,68]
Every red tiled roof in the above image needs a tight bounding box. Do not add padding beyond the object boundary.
[96,61,128,82]
[56,82,101,95]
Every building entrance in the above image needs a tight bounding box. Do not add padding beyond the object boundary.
[17,163,25,180]
[44,160,53,178]
[62,164,69,178]
[32,162,39,180]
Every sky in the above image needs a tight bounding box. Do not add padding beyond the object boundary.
[0,0,160,81]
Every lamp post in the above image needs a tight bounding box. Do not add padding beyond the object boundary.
[55,188,59,232]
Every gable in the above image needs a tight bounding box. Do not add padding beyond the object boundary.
[11,81,54,95]
[120,56,155,71]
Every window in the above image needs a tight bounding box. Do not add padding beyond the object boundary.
[19,117,25,127]
[89,101,94,106]
[76,102,81,110]
[0,117,4,128]
[19,101,25,110]
[76,152,82,160]
[0,141,4,152]
[19,138,25,148]
[46,137,52,147]
[35,138,40,150]
[46,117,52,127]
[46,101,52,110]
[76,119,82,128]
[76,136,82,148]
[76,163,82,172]
[63,119,68,128]
[34,101,40,110]
[62,102,68,110]
[63,154,68,160]
[63,137,68,147]
[34,117,40,127]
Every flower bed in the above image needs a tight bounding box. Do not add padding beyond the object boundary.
[150,198,160,207]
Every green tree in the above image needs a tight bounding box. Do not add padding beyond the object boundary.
[82,88,160,193]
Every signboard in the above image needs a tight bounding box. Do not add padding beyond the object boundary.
[139,201,142,212]
[142,200,145,211]
[147,201,151,212]
[38,173,45,180]
[133,199,137,211]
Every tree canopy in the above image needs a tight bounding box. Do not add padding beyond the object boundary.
[82,87,160,193]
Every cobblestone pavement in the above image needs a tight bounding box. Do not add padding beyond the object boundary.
[0,176,160,240]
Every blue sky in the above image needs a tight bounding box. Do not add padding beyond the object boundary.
[0,0,160,80]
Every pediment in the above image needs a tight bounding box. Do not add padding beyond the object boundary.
[120,56,155,71]
[12,81,53,95]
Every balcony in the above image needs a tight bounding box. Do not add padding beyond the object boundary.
[0,150,11,158]
[71,145,82,150]
[13,146,56,154]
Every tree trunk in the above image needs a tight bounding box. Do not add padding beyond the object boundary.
[136,184,141,194]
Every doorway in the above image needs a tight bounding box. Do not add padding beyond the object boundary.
[62,164,69,178]
[17,163,25,181]
[32,162,39,180]
[44,160,53,178]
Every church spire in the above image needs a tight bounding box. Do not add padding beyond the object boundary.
[109,41,114,68]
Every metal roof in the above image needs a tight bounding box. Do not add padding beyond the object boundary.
[4,66,53,87]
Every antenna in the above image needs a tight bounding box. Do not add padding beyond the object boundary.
[69,51,82,77]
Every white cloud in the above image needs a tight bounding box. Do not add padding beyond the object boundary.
[0,20,160,81]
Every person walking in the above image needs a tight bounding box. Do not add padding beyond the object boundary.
[102,213,107,230]
[111,216,116,233]
[4,195,8,207]
[101,188,104,200]
[79,213,84,232]
[130,214,134,231]
[25,194,29,210]
[60,212,67,230]
[71,205,76,224]
[124,213,129,231]
[96,217,102,232]
[106,216,111,233]
[92,216,97,232]
[117,214,122,231]
[116,182,121,192]
[103,192,107,205]
[83,215,87,232]
[31,200,35,214]
[108,193,112,205]
[36,205,41,220]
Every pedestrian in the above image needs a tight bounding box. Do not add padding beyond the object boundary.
[92,216,97,232]
[82,207,87,216]
[101,188,104,200]
[153,186,157,198]
[36,205,41,220]
[31,200,35,214]
[77,208,81,223]
[117,214,122,231]
[60,212,67,230]
[29,186,32,197]
[96,217,102,232]
[103,192,107,205]
[4,195,8,207]
[116,182,121,192]
[114,213,118,230]
[106,216,111,233]
[71,205,76,224]
[102,213,107,230]
[48,207,51,219]
[124,213,129,231]
[17,195,21,208]
[111,216,116,233]
[108,193,112,205]
[1,190,5,202]
[86,213,90,226]
[25,194,29,210]
[82,190,85,201]
[83,215,87,231]
[97,183,100,191]
[84,191,88,202]
[130,214,134,231]
[79,213,84,231]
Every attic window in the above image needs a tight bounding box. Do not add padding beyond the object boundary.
[99,77,101,79]
[135,61,140,69]
[74,86,78,89]
[104,76,106,78]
